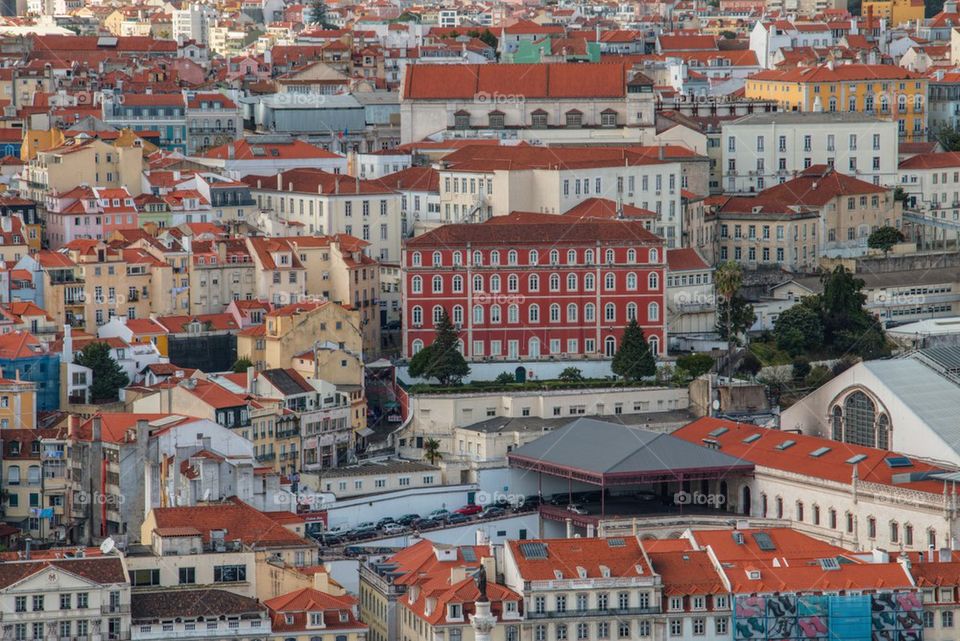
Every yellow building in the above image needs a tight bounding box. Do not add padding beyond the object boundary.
[861,0,924,27]
[745,64,929,141]
[0,374,36,429]
[265,588,367,641]
[22,137,144,203]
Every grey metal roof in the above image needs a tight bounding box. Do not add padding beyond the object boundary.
[730,112,885,126]
[460,410,695,434]
[508,417,752,475]
[863,356,960,447]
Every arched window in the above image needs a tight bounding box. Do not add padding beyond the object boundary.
[473,250,483,266]
[549,274,561,291]
[649,248,659,263]
[585,249,595,264]
[898,94,907,112]
[627,249,637,263]
[432,275,443,293]
[605,249,615,264]
[473,305,483,324]
[585,303,595,322]
[844,391,876,447]
[566,273,577,291]
[473,275,483,292]
[567,303,578,322]
[529,249,539,265]
[508,304,519,323]
[828,97,837,112]
[584,274,595,291]
[550,249,559,264]
[626,303,637,321]
[452,275,463,293]
[452,305,463,325]
[648,273,659,290]
[411,339,424,355]
[604,336,616,357]
[432,306,444,325]
[528,304,540,323]
[796,501,804,522]
[648,302,659,321]
[567,249,577,264]
[528,274,540,291]
[507,274,518,292]
[528,337,541,358]
[605,303,616,322]
[488,250,498,265]
[490,275,501,292]
[878,414,890,450]
[507,250,518,265]
[412,251,422,266]
[490,305,501,324]
[432,251,442,266]
[832,406,843,441]
[412,306,423,325]
[411,276,422,294]
[648,335,659,356]
[550,304,561,323]
[452,251,463,266]
[604,273,615,290]
[626,273,637,291]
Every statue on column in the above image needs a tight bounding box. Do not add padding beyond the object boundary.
[473,564,488,602]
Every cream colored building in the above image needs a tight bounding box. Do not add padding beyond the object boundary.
[187,238,257,314]
[23,137,144,204]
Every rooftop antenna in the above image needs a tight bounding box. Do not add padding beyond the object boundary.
[99,537,116,555]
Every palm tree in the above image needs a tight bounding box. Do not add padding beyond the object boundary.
[715,261,744,378]
[423,438,443,465]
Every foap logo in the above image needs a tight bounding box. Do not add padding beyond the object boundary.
[673,491,725,507]
[674,291,717,307]
[474,91,525,106]
[475,490,525,507]
[473,291,525,305]
[871,292,924,307]
[74,491,124,507]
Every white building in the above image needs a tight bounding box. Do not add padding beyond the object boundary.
[172,3,216,45]
[749,20,840,69]
[722,112,899,193]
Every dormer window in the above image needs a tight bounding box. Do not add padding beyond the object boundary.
[488,110,504,129]
[309,612,323,626]
[285,615,294,624]
[448,603,462,620]
[339,612,349,623]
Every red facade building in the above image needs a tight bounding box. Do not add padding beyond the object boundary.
[402,212,666,363]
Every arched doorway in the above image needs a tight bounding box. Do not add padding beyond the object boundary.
[741,486,751,516]
[514,366,526,383]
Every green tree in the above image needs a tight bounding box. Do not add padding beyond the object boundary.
[676,353,714,379]
[232,357,253,373]
[868,226,905,255]
[611,319,656,381]
[792,356,811,381]
[773,302,824,356]
[715,262,753,377]
[408,310,470,385]
[893,186,908,202]
[309,0,334,28]
[818,266,887,358]
[422,438,443,465]
[74,342,130,403]
[494,372,515,384]
[558,367,584,382]
[478,28,498,48]
[935,124,960,151]
[805,365,834,389]
[720,30,737,39]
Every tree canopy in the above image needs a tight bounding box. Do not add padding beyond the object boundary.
[868,226,905,255]
[408,310,470,385]
[611,319,657,381]
[74,342,129,403]
[774,301,824,356]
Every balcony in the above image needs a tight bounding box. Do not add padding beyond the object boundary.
[276,427,300,439]
[255,452,276,462]
[102,603,130,614]
[526,606,661,620]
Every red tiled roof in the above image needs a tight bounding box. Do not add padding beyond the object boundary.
[563,197,656,220]
[202,138,342,160]
[899,151,960,170]
[749,63,923,83]
[402,63,629,100]
[152,497,311,548]
[667,247,709,272]
[507,536,651,581]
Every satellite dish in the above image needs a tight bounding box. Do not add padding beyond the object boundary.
[712,400,721,410]
[99,538,116,555]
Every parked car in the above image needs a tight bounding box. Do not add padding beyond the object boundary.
[376,517,396,529]
[382,523,406,535]
[348,526,378,540]
[428,509,451,521]
[634,490,661,503]
[513,495,543,512]
[567,503,589,515]
[549,494,572,506]
[479,506,505,519]
[354,521,375,531]
[413,518,440,530]
[446,513,470,525]
[456,504,484,516]
[317,533,343,546]
[396,514,420,526]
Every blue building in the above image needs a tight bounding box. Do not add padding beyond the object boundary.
[0,331,60,412]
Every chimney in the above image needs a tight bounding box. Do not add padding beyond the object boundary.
[92,416,102,442]
[565,518,573,538]
[872,548,889,564]
[227,143,235,160]
[67,414,78,438]
[586,523,595,537]
[276,174,282,190]
[24,538,30,560]
[135,419,150,446]
[246,365,255,394]
[63,324,73,363]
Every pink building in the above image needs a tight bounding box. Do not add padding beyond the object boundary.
[45,186,139,249]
